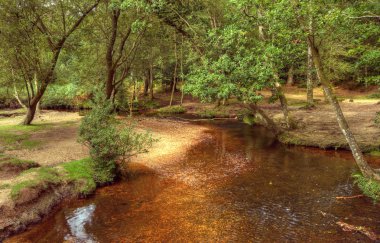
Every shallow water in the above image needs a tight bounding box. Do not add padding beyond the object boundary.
[7,121,380,242]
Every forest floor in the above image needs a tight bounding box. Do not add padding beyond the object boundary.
[0,111,207,240]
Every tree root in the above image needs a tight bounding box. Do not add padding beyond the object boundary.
[335,195,363,200]
[337,221,379,241]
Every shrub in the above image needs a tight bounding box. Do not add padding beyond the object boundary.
[79,92,153,184]
[353,173,380,202]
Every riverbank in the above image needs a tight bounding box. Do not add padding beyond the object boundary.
[165,86,380,154]
[0,111,207,240]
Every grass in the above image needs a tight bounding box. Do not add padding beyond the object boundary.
[0,156,39,171]
[0,124,50,150]
[0,108,26,116]
[9,158,97,201]
[157,105,186,114]
[242,114,257,125]
[11,167,61,199]
[374,112,380,126]
[195,108,229,118]
[369,150,380,157]
[366,93,380,99]
[0,183,10,189]
[353,173,380,203]
[63,158,96,195]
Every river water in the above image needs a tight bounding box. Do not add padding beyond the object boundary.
[7,121,380,242]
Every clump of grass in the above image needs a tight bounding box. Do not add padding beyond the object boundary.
[0,157,39,171]
[63,158,96,195]
[369,150,380,157]
[195,108,229,118]
[0,108,26,116]
[366,93,380,99]
[374,112,380,126]
[0,183,10,190]
[353,173,380,203]
[11,167,61,199]
[157,105,186,114]
[242,114,257,125]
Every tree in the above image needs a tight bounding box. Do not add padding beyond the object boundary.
[293,0,380,181]
[0,0,100,124]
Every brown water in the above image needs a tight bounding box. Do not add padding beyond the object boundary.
[7,122,380,242]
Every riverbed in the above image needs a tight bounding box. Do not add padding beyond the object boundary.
[6,121,380,242]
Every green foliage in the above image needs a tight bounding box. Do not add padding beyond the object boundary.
[353,173,380,202]
[63,158,96,195]
[157,105,186,114]
[79,92,154,184]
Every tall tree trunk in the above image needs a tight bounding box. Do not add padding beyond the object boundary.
[149,63,154,100]
[306,16,314,107]
[180,35,185,106]
[308,37,380,181]
[306,43,314,107]
[170,34,178,107]
[143,70,149,96]
[287,66,294,86]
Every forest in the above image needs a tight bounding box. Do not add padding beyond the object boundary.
[0,0,379,242]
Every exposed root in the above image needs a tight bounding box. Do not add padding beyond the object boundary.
[335,195,364,200]
[337,221,379,241]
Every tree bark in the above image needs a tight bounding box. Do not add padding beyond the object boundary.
[149,63,154,100]
[287,66,294,86]
[308,37,380,181]
[170,33,178,107]
[306,43,314,107]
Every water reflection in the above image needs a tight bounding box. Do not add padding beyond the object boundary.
[64,204,97,243]
[6,121,380,242]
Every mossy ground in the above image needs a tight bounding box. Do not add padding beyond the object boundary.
[157,105,186,114]
[0,155,39,171]
[9,158,96,201]
[0,124,51,150]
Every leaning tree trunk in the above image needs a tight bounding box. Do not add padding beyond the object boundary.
[308,38,380,181]
[272,75,291,129]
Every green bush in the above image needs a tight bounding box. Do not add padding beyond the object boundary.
[79,92,154,184]
[353,173,380,202]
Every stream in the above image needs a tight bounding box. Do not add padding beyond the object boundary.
[7,121,380,242]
